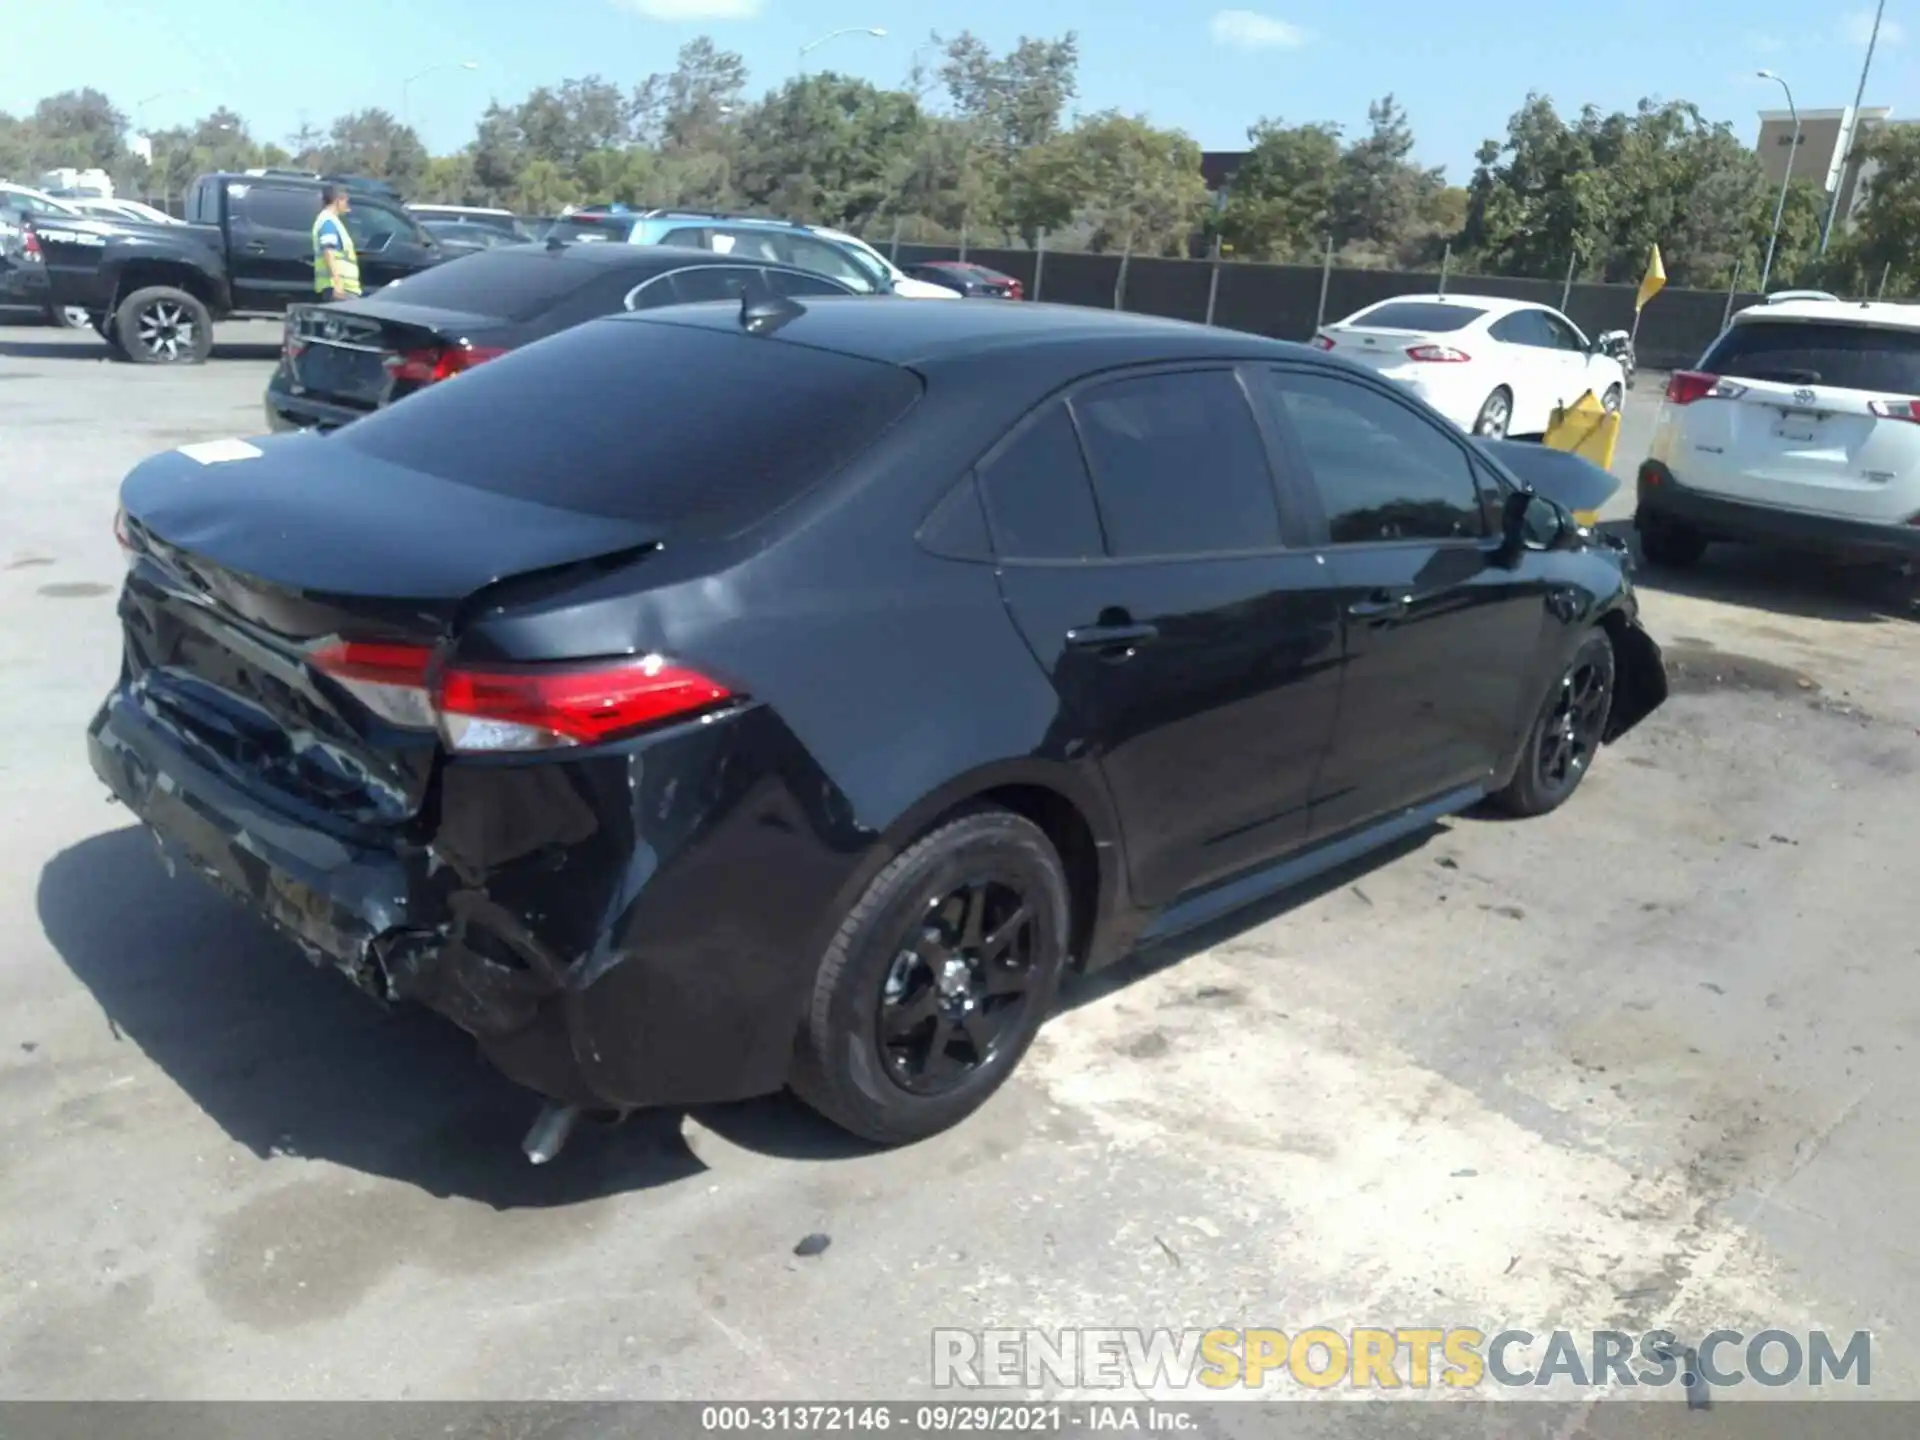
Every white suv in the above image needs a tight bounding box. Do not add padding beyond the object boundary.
[1638,299,1920,572]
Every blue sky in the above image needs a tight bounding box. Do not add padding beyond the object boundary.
[4,0,1915,180]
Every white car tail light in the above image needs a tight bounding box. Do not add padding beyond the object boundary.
[1406,344,1471,363]
[1867,398,1920,423]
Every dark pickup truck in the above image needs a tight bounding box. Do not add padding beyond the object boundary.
[33,172,447,364]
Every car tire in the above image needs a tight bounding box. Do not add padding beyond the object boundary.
[1490,628,1617,818]
[1602,383,1624,413]
[50,304,89,330]
[789,807,1072,1146]
[114,285,214,365]
[1473,387,1513,438]
[1637,514,1708,569]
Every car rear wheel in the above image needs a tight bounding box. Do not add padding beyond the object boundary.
[1491,629,1616,818]
[1473,387,1513,438]
[1637,514,1708,569]
[115,285,214,365]
[790,807,1072,1145]
[50,304,89,330]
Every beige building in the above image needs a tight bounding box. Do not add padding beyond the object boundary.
[1756,106,1907,231]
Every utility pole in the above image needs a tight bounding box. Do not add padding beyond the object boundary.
[1823,0,1885,252]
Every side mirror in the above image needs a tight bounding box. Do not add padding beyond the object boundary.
[1498,488,1567,562]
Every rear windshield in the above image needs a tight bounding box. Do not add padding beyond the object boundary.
[1350,301,1485,333]
[542,215,638,245]
[1703,319,1920,393]
[375,249,600,323]
[334,317,923,535]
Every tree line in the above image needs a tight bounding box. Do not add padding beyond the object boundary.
[5,32,1915,295]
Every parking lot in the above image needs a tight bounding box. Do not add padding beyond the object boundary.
[4,321,1920,1407]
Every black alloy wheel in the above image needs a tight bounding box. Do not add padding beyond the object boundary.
[1537,652,1612,794]
[790,807,1071,1145]
[1490,629,1617,817]
[878,877,1042,1096]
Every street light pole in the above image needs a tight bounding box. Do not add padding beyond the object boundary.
[1823,0,1884,252]
[798,26,887,71]
[402,61,479,130]
[1758,71,1799,295]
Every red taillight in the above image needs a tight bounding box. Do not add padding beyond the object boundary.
[1869,398,1920,422]
[308,639,439,728]
[22,227,43,260]
[113,505,134,550]
[439,658,732,750]
[1310,334,1335,351]
[385,344,507,385]
[1664,370,1747,405]
[1406,344,1471,363]
[309,641,733,752]
[1008,281,1025,300]
[282,313,306,364]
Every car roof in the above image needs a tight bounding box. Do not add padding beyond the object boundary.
[623,293,1302,370]
[473,240,844,279]
[1733,298,1920,329]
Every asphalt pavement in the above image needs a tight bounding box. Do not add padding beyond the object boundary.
[3,325,1919,1407]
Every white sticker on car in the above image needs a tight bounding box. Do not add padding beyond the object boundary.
[176,438,264,465]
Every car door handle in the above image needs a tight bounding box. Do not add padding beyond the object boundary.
[1347,591,1412,623]
[242,241,268,254]
[1065,621,1159,652]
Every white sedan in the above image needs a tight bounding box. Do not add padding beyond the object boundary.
[1310,293,1627,439]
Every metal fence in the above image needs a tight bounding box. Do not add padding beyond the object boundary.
[881,240,1777,372]
[113,190,1789,367]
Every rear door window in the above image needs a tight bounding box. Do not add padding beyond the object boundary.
[666,265,763,304]
[762,268,854,298]
[1070,370,1282,558]
[976,404,1106,560]
[238,185,318,233]
[1701,320,1920,392]
[377,249,605,322]
[334,319,923,536]
[1352,302,1486,333]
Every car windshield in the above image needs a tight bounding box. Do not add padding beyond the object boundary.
[1703,319,1920,392]
[542,215,638,245]
[334,318,924,536]
[827,235,893,288]
[1349,301,1486,333]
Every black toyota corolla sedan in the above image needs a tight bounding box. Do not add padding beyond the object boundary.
[92,296,1666,1156]
[264,240,859,433]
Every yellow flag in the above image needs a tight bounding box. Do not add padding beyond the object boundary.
[1636,244,1667,312]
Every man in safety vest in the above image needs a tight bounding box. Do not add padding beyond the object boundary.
[311,184,361,301]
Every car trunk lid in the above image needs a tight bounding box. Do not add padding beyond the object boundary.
[282,299,507,415]
[1316,323,1432,374]
[116,435,661,824]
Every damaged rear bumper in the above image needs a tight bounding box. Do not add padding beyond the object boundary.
[87,685,861,1113]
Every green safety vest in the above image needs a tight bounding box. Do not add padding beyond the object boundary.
[312,210,361,296]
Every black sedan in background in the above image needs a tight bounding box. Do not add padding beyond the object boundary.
[905,259,1025,298]
[98,299,1666,1156]
[264,241,858,432]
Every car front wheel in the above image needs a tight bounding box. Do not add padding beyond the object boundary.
[790,807,1072,1145]
[1491,628,1617,817]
